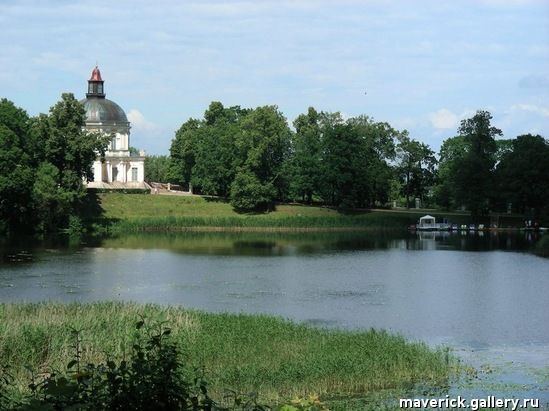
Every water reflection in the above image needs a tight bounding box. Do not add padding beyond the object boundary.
[1,230,545,264]
[406,230,544,252]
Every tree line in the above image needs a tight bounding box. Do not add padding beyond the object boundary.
[157,102,434,211]
[2,96,548,235]
[150,102,548,218]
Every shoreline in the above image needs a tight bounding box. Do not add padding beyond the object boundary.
[82,193,542,236]
[108,224,402,233]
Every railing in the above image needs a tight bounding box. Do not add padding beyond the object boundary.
[148,182,191,193]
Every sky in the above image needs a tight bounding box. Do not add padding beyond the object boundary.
[1,0,548,155]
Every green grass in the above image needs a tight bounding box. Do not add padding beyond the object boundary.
[0,302,456,404]
[85,193,481,232]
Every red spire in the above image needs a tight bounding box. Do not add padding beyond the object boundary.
[89,65,103,81]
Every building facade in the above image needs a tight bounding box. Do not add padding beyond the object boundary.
[81,66,146,188]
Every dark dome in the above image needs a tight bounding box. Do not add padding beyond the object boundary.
[80,97,128,123]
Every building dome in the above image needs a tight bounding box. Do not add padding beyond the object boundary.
[81,65,128,124]
[80,97,128,124]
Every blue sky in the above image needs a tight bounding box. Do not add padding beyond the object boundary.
[1,0,547,155]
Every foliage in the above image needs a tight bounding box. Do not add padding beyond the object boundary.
[279,395,329,411]
[317,114,397,209]
[168,103,403,211]
[145,155,172,182]
[66,215,84,236]
[7,319,214,410]
[169,118,200,185]
[344,116,396,207]
[230,169,276,211]
[494,134,549,216]
[395,132,436,208]
[289,107,322,203]
[434,113,548,218]
[237,105,292,203]
[129,146,140,156]
[33,93,108,184]
[319,121,364,208]
[0,95,108,234]
[452,110,501,216]
[192,103,247,197]
[0,99,35,234]
[432,136,468,210]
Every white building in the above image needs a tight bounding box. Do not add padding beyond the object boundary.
[81,66,146,189]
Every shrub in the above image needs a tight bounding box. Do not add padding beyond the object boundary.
[12,319,215,411]
[230,170,276,212]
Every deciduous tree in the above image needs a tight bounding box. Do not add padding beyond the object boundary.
[495,134,549,215]
[0,99,35,233]
[453,110,500,216]
[396,133,436,209]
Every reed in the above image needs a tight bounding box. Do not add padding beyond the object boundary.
[0,302,456,404]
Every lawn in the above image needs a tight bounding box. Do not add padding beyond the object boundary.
[87,193,477,232]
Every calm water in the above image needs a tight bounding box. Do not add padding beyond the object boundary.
[1,230,548,403]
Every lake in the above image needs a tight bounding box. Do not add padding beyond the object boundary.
[1,230,548,404]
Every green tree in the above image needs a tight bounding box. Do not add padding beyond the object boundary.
[1,95,107,233]
[233,105,292,207]
[229,168,276,211]
[0,99,35,233]
[347,116,397,207]
[495,134,549,215]
[396,133,436,209]
[191,103,247,197]
[433,136,468,209]
[453,110,500,216]
[317,113,397,208]
[170,102,289,206]
[31,93,108,230]
[319,121,364,208]
[168,118,200,186]
[144,155,171,182]
[290,107,322,203]
[34,94,106,183]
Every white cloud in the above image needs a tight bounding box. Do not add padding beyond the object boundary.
[127,109,158,131]
[429,109,458,129]
[511,104,549,117]
[429,108,478,130]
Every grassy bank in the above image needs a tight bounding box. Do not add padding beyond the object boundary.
[0,302,455,406]
[85,193,483,232]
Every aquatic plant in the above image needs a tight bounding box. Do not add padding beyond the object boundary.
[0,302,456,408]
[6,318,216,410]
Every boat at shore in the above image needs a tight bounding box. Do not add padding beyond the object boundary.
[409,215,548,232]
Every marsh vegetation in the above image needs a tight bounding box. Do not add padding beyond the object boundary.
[0,303,456,409]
